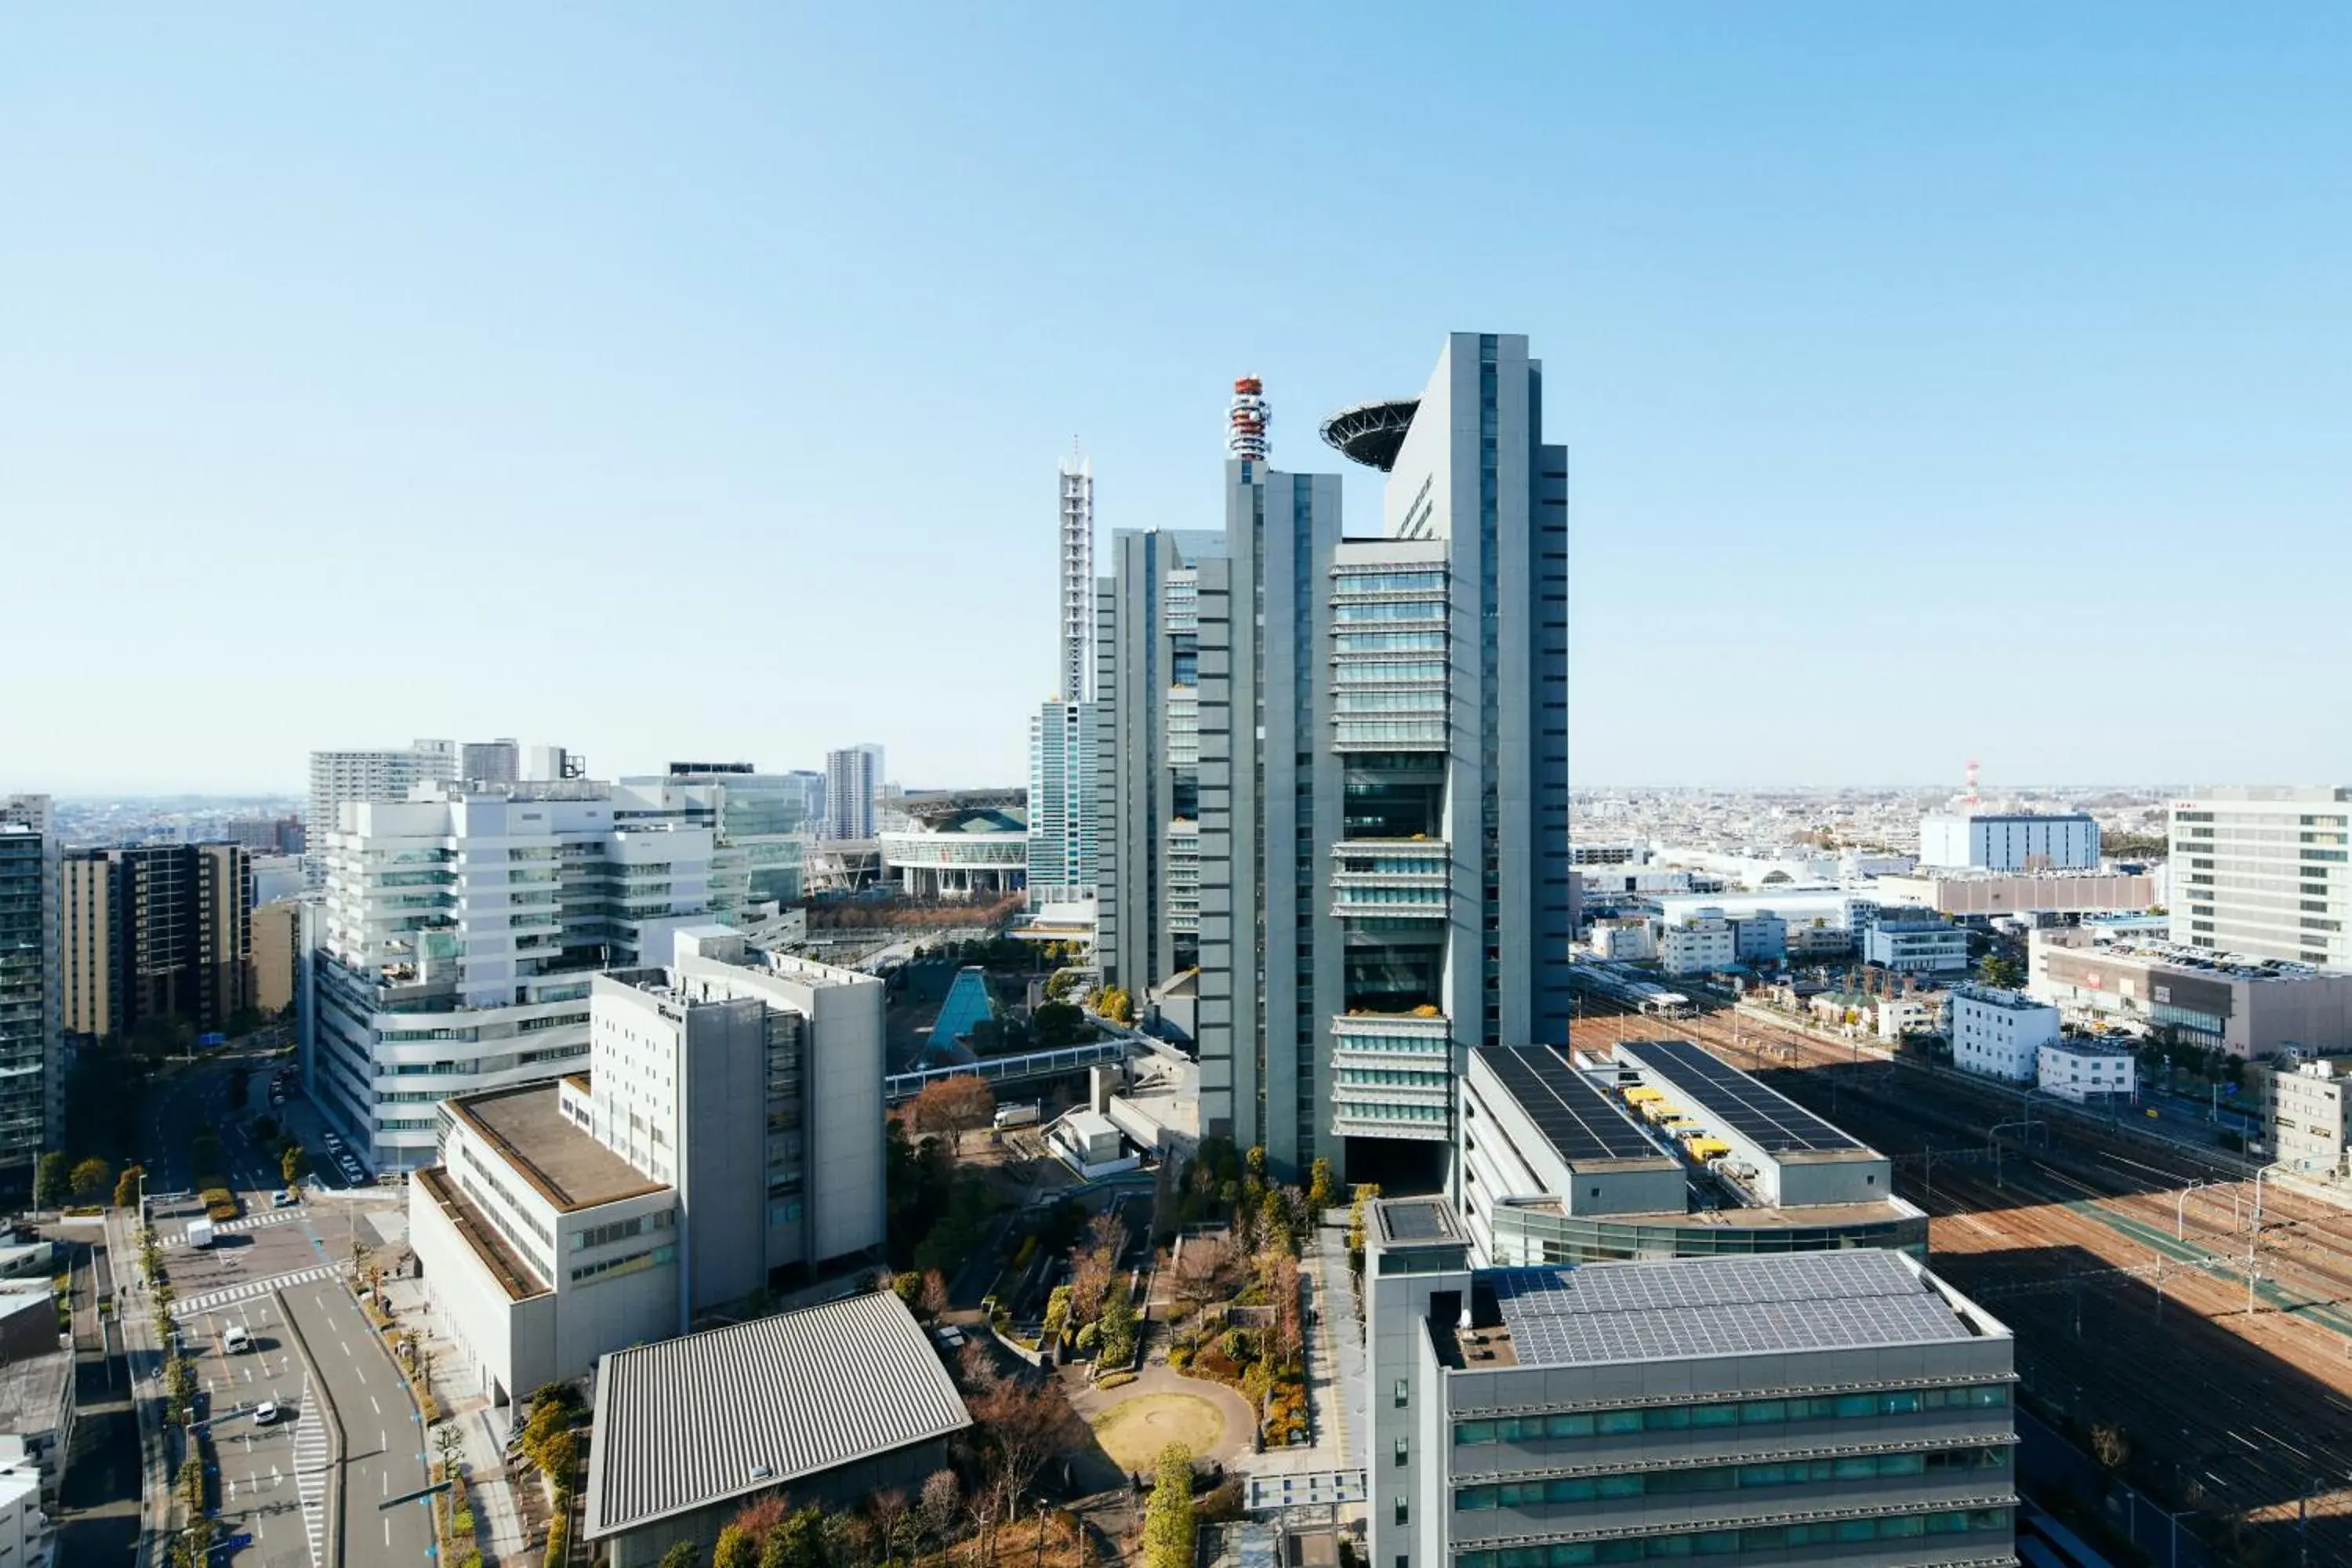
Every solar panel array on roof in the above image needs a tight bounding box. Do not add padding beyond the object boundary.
[1381,1199,1458,1241]
[1491,1251,1969,1366]
[1619,1038,1860,1153]
[1477,1044,1659,1164]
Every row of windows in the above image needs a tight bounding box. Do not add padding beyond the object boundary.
[1453,1508,2013,1566]
[1337,1067,1450,1089]
[1336,1099,1447,1123]
[1335,659,1449,685]
[1455,1446,2008,1511]
[1334,599,1446,623]
[572,1210,673,1251]
[1336,688,1447,713]
[1333,570,1446,595]
[1453,1383,2011,1445]
[1335,630,1447,654]
[569,1241,675,1286]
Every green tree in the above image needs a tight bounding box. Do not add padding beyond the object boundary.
[69,1156,112,1201]
[33,1152,69,1210]
[1978,953,2024,989]
[712,1525,760,1568]
[281,1145,311,1189]
[1143,1444,1196,1568]
[114,1164,144,1209]
[1097,985,1135,1025]
[1307,1157,1337,1215]
[656,1544,702,1568]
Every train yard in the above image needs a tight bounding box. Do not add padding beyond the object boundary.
[1568,996,2352,1565]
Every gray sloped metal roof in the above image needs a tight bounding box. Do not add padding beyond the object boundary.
[584,1291,971,1538]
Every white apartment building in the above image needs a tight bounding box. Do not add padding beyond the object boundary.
[1659,912,1734,977]
[306,743,458,886]
[1919,812,2100,871]
[2261,1055,2352,1176]
[2170,787,2352,968]
[308,782,720,1171]
[410,927,884,1412]
[614,765,817,916]
[1949,985,2060,1083]
[821,746,884,841]
[2037,1040,2137,1103]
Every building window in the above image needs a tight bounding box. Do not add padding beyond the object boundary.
[1393,1378,1409,1409]
[1393,1497,1408,1526]
[1394,1436,1409,1466]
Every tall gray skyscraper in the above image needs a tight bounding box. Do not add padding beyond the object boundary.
[821,745,884,840]
[1095,528,1225,993]
[1195,332,1570,1185]
[1058,451,1094,704]
[1029,452,1103,906]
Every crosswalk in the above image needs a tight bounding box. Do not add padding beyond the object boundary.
[162,1210,303,1248]
[292,1370,330,1568]
[171,1265,343,1319]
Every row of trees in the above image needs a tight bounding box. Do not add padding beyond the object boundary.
[1142,1444,1194,1568]
[32,1152,115,1209]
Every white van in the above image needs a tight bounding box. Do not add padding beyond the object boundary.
[223,1324,252,1354]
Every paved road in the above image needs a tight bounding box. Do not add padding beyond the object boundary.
[190,1285,322,1568]
[282,1278,435,1568]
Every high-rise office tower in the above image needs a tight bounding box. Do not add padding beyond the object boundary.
[0,805,60,1175]
[62,843,253,1042]
[1095,528,1225,992]
[1030,453,1104,908]
[820,746,884,841]
[1196,333,1570,1184]
[460,738,522,786]
[1026,700,1098,904]
[1058,450,1095,705]
[2170,787,2352,967]
[307,742,459,885]
[308,779,720,1171]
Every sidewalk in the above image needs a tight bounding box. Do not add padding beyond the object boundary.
[1243,1217,1361,1483]
[102,1207,173,1568]
[380,1272,527,1566]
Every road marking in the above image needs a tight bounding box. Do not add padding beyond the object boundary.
[340,1340,351,1357]
[384,1519,390,1547]
[371,1396,381,1414]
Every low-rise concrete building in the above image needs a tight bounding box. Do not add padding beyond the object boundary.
[1949,985,2061,1084]
[1461,1045,1926,1267]
[1660,913,1734,977]
[1362,1199,2018,1568]
[1875,869,2156,920]
[2037,1038,2138,1104]
[1588,917,1655,964]
[0,1287,72,1509]
[409,927,884,1414]
[2259,1054,2352,1176]
[2028,927,2352,1059]
[0,1464,50,1568]
[1864,916,1971,976]
[583,1293,969,1568]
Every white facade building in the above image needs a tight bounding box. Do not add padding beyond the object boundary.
[2262,1055,2352,1176]
[0,1465,48,1568]
[819,746,884,842]
[2037,1039,2137,1103]
[1919,812,2100,871]
[410,927,884,1410]
[309,782,720,1171]
[1865,917,1972,975]
[1588,917,1656,963]
[615,765,815,915]
[1659,913,1734,977]
[306,744,458,886]
[2170,787,2352,968]
[1949,985,2061,1083]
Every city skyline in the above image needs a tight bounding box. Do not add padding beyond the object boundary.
[6,8,2350,795]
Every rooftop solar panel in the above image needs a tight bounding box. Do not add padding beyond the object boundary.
[1477,1044,1659,1164]
[1617,1038,1860,1154]
[1492,1251,1968,1366]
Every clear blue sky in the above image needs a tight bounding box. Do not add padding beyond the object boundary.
[4,5,2346,795]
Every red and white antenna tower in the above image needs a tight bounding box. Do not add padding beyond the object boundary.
[1964,758,1981,811]
[1228,376,1270,461]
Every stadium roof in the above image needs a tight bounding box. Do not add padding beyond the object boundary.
[583,1292,970,1540]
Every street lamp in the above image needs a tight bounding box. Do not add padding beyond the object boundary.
[2176,1180,2209,1241]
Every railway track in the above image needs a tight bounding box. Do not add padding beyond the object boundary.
[1568,996,2352,1558]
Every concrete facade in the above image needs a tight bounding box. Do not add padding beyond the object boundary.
[2171,787,2352,967]
[0,821,59,1175]
[1919,811,2100,871]
[1362,1201,2016,1568]
[1949,985,2061,1084]
[2028,927,2352,1058]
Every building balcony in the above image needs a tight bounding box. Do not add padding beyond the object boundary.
[1330,1011,1453,1062]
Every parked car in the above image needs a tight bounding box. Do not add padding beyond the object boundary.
[253,1400,279,1425]
[271,1189,298,1208]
